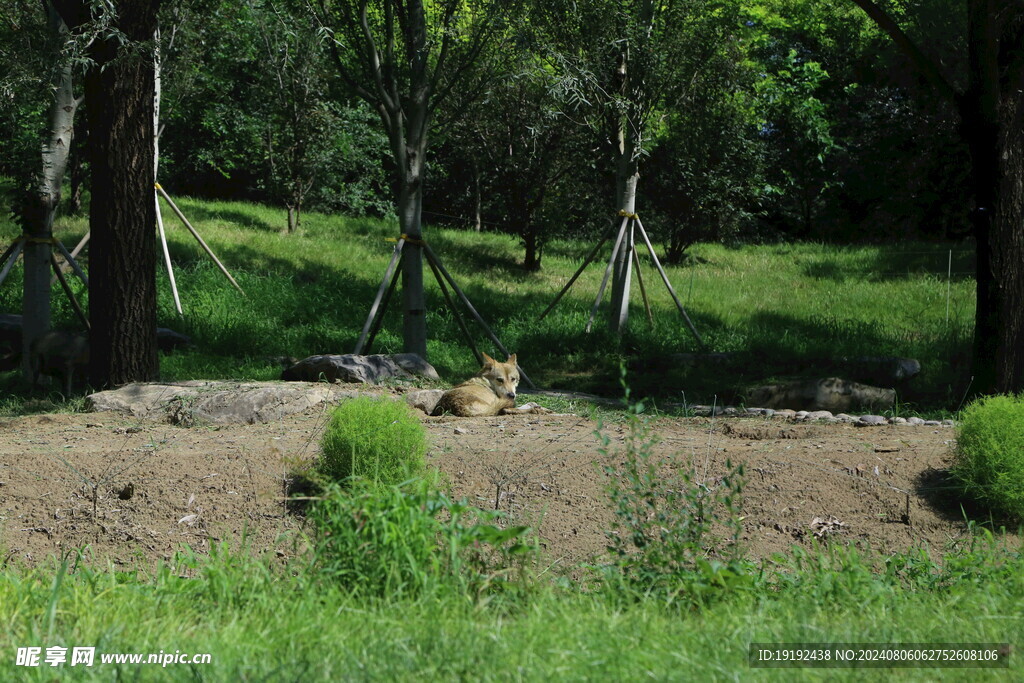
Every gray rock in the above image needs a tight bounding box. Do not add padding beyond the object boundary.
[87,381,360,424]
[281,353,439,385]
[924,420,942,426]
[745,408,776,418]
[805,410,834,421]
[405,389,445,415]
[834,413,856,423]
[857,415,887,426]
[907,417,925,425]
[745,377,896,413]
[891,416,907,425]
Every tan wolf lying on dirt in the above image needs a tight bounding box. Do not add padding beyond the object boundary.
[433,353,550,417]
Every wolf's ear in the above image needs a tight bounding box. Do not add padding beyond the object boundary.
[481,352,495,366]
[507,353,517,366]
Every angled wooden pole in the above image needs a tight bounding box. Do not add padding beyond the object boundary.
[52,237,88,286]
[362,256,403,355]
[156,190,182,315]
[632,239,653,326]
[585,215,630,333]
[0,239,25,287]
[354,238,405,354]
[635,217,705,349]
[538,229,612,321]
[156,183,245,295]
[425,251,482,366]
[422,243,535,389]
[49,251,89,330]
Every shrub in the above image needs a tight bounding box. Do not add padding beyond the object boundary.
[597,397,752,601]
[951,394,1024,521]
[309,479,534,598]
[318,397,427,486]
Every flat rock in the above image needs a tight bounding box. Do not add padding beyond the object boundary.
[745,377,896,412]
[87,381,363,425]
[281,353,439,385]
[857,415,888,426]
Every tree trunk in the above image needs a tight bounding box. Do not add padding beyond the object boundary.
[75,0,161,387]
[287,204,299,233]
[22,5,79,379]
[523,222,541,271]
[609,133,639,333]
[964,1,1024,395]
[397,146,427,359]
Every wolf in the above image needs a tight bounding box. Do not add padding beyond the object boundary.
[432,352,550,417]
[30,330,89,394]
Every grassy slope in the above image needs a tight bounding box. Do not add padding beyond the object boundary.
[0,194,974,411]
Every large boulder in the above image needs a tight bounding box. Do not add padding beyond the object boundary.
[745,377,896,412]
[281,353,439,385]
[87,381,363,425]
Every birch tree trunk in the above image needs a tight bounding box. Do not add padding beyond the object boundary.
[22,4,79,378]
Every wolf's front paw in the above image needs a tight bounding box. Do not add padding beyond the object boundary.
[503,402,553,415]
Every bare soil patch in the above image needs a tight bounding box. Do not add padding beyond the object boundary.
[0,398,1003,572]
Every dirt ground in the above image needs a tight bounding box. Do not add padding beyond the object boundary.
[0,396,1004,573]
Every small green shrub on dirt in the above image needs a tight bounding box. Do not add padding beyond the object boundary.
[596,388,753,601]
[951,394,1024,521]
[318,397,426,486]
[309,479,534,598]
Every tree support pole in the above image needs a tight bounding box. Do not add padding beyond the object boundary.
[632,241,653,326]
[421,243,535,389]
[49,251,89,330]
[425,251,483,366]
[585,215,630,333]
[537,229,612,321]
[363,255,403,356]
[635,217,705,349]
[156,183,245,295]
[0,239,24,287]
[156,192,182,315]
[354,238,406,354]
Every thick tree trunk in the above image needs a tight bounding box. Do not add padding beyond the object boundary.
[78,0,161,387]
[523,223,541,271]
[396,134,428,360]
[22,6,78,379]
[965,1,1024,395]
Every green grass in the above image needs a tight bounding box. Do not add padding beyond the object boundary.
[0,193,974,413]
[0,536,1020,680]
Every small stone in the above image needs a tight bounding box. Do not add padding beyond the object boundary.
[453,427,467,435]
[891,416,907,425]
[774,409,796,418]
[857,415,887,426]
[942,419,955,427]
[806,410,834,421]
[924,420,942,426]
[834,413,856,422]
[795,411,809,420]
[723,407,739,416]
[907,417,925,425]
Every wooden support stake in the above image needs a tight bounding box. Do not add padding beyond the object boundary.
[354,238,405,354]
[362,256,403,355]
[632,239,653,326]
[156,184,245,295]
[156,191,182,315]
[422,244,535,389]
[635,217,705,349]
[0,239,25,287]
[426,251,482,366]
[50,252,89,330]
[52,237,89,286]
[585,216,630,333]
[538,229,611,321]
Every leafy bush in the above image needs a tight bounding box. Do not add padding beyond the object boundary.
[951,394,1024,521]
[309,479,534,598]
[319,397,427,486]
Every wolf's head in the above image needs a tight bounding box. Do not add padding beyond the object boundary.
[478,352,519,401]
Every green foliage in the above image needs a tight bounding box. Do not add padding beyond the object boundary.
[951,395,1024,521]
[308,479,534,598]
[596,386,752,602]
[318,397,427,486]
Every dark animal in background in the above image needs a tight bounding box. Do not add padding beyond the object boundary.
[30,330,89,394]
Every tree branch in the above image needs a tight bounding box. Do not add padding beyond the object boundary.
[848,0,959,103]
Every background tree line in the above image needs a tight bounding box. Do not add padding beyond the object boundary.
[0,0,1020,396]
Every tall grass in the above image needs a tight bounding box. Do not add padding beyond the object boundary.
[0,535,1020,680]
[0,193,974,410]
